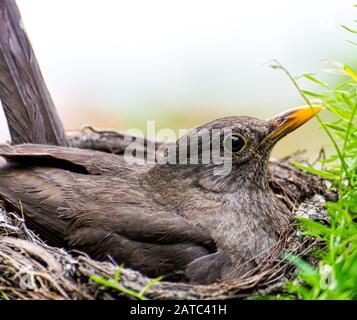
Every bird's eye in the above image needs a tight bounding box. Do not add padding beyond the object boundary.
[223,133,246,153]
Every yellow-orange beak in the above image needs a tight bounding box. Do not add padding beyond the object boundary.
[267,105,322,141]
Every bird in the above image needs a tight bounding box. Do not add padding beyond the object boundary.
[0,0,322,284]
[0,107,321,284]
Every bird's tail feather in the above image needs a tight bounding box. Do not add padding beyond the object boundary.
[0,0,68,146]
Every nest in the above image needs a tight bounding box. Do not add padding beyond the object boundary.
[0,128,335,300]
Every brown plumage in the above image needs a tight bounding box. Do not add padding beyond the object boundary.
[0,0,68,146]
[0,0,321,284]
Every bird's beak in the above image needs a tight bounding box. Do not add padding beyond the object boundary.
[266,105,322,142]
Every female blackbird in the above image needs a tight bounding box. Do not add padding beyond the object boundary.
[0,0,322,284]
[0,107,321,283]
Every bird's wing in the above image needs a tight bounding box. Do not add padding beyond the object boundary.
[0,144,215,277]
[0,143,144,175]
[0,165,71,245]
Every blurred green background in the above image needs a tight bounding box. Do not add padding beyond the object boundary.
[0,0,356,159]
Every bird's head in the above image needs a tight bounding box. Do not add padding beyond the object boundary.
[152,106,322,192]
